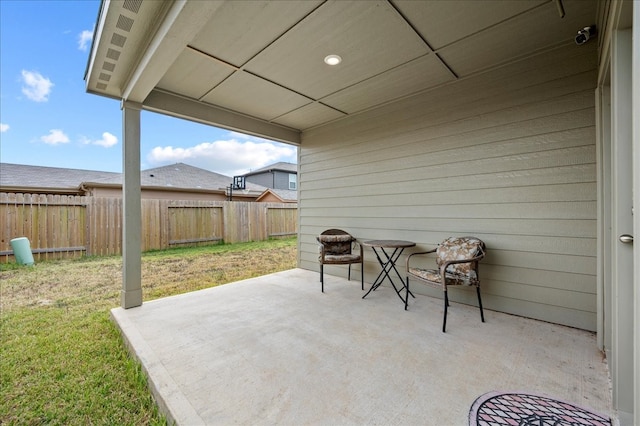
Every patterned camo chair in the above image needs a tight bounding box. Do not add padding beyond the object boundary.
[317,229,364,292]
[405,236,486,332]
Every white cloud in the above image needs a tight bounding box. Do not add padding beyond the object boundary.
[78,29,93,51]
[21,70,53,102]
[0,123,9,132]
[80,132,118,148]
[87,132,118,148]
[40,129,69,145]
[147,137,297,176]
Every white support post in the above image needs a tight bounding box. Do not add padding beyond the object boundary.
[121,101,143,309]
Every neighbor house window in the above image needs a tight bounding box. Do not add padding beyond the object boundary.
[289,174,297,190]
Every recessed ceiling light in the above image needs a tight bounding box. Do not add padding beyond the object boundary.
[324,54,342,66]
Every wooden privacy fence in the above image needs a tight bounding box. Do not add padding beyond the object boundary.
[0,193,297,263]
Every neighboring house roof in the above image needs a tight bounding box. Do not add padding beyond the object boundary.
[243,162,297,176]
[85,163,265,194]
[255,188,298,203]
[0,163,119,193]
[1,162,267,196]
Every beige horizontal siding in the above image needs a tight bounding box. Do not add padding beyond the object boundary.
[298,43,598,330]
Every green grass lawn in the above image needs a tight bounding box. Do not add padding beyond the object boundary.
[1,238,297,425]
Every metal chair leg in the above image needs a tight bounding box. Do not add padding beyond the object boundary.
[348,264,351,281]
[477,286,485,322]
[320,264,324,292]
[405,277,410,310]
[443,291,449,332]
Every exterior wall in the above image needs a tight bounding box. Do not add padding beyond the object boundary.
[257,192,283,203]
[80,187,121,197]
[273,171,293,190]
[245,173,274,188]
[246,171,296,190]
[298,43,598,331]
[141,189,228,201]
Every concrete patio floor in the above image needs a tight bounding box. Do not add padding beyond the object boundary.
[111,268,615,425]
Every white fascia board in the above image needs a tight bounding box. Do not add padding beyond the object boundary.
[84,0,110,89]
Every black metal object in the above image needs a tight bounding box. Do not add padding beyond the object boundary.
[362,241,416,306]
[437,286,484,333]
[227,176,247,200]
[233,176,246,189]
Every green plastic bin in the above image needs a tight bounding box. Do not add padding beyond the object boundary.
[10,237,35,266]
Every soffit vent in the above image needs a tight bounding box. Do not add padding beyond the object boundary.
[90,0,142,96]
[122,0,142,14]
[102,61,116,72]
[106,48,121,61]
[116,14,134,32]
[110,33,127,48]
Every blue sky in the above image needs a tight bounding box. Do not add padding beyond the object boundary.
[0,0,297,176]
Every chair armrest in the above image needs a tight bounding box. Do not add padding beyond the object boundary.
[316,237,327,260]
[405,249,437,270]
[352,239,363,256]
[438,251,485,277]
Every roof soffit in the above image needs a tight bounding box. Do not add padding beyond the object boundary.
[436,0,598,77]
[121,1,227,103]
[86,0,225,102]
[86,0,598,136]
[201,71,312,121]
[85,0,170,99]
[189,0,323,67]
[156,47,234,99]
[393,0,548,50]
[243,1,430,99]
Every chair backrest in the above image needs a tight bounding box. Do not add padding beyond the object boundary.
[436,237,485,277]
[318,229,354,255]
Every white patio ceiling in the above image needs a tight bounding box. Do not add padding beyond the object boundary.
[85,0,597,144]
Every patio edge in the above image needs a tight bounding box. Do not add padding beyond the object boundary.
[110,306,205,426]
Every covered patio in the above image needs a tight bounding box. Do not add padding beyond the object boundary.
[111,269,613,425]
[86,0,639,423]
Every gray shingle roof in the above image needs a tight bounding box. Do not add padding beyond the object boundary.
[1,162,267,194]
[0,163,120,191]
[87,163,246,191]
[269,189,297,201]
[243,162,297,176]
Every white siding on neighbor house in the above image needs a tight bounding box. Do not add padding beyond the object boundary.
[298,42,598,331]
